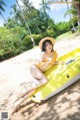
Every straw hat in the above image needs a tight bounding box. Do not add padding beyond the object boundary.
[39,37,55,49]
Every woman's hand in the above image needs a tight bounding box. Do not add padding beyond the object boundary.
[54,61,59,65]
[47,57,53,63]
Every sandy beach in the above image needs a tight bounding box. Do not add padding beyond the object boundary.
[0,33,80,120]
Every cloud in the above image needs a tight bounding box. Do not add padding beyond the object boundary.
[31,0,71,13]
[16,0,41,9]
[16,0,24,9]
[17,0,42,10]
[16,0,24,6]
[49,4,71,12]
[0,18,5,27]
[32,0,42,9]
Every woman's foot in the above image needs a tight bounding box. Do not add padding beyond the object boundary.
[12,89,36,114]
[12,97,23,114]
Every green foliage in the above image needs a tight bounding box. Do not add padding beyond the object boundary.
[55,22,71,36]
[6,19,19,28]
[0,23,79,61]
[23,34,42,49]
[77,26,80,31]
[42,30,55,38]
[1,0,79,61]
[0,20,73,61]
[11,26,28,40]
[0,25,57,61]
[0,27,26,61]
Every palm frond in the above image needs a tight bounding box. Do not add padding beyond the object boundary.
[0,4,5,11]
[0,0,6,6]
[64,8,77,18]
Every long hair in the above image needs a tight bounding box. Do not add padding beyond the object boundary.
[42,40,53,52]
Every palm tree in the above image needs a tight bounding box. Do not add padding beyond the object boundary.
[21,0,32,12]
[48,0,76,30]
[0,0,6,23]
[64,6,78,24]
[10,4,22,25]
[48,0,80,26]
[21,0,41,34]
[64,0,80,27]
[16,0,35,47]
[65,0,75,30]
[40,0,51,31]
[40,0,50,14]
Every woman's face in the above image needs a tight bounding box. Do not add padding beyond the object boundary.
[45,43,53,53]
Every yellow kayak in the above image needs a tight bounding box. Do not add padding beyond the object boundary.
[30,48,80,103]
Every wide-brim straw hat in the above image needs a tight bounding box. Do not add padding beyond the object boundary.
[39,37,55,49]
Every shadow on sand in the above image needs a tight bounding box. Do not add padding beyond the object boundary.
[10,80,80,120]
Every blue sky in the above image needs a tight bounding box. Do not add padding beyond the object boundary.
[47,4,71,22]
[0,0,71,26]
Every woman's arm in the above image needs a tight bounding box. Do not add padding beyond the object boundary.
[50,51,65,66]
[38,52,52,71]
[50,51,58,65]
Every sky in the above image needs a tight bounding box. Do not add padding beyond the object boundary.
[0,0,71,27]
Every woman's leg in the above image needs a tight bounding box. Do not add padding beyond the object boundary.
[20,65,48,98]
[12,89,35,114]
[30,65,48,86]
[12,65,48,114]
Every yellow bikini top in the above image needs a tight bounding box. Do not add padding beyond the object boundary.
[44,50,58,64]
[35,50,58,71]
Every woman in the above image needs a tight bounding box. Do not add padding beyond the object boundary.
[12,37,58,114]
[30,37,58,87]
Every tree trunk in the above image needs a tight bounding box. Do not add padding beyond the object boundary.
[74,0,80,26]
[16,0,36,47]
[0,12,6,24]
[21,0,41,34]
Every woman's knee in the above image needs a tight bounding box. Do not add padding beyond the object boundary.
[30,65,37,75]
[30,65,36,71]
[30,65,48,84]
